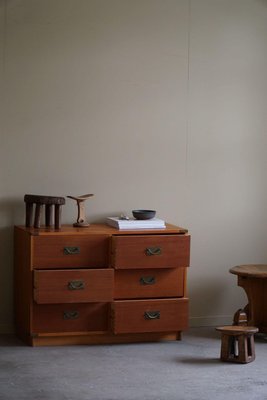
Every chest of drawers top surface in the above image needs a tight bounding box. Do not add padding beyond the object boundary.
[15,223,188,236]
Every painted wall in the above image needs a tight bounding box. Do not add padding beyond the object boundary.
[1,0,267,332]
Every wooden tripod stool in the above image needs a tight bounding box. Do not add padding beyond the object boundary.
[216,325,258,363]
[24,194,65,229]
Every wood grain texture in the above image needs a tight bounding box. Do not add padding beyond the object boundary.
[33,235,109,268]
[14,227,33,337]
[34,269,114,303]
[31,332,179,346]
[114,268,185,299]
[111,235,190,269]
[14,223,190,346]
[32,303,109,333]
[112,298,188,334]
[230,265,267,333]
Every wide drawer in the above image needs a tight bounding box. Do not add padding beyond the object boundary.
[111,235,190,269]
[32,235,109,269]
[112,298,188,334]
[114,268,185,299]
[33,269,114,304]
[32,303,109,333]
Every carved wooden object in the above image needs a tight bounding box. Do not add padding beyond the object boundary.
[216,325,258,363]
[67,194,94,227]
[230,264,267,333]
[24,194,65,229]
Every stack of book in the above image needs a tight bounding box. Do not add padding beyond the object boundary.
[106,217,166,230]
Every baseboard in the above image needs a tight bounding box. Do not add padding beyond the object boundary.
[189,315,233,327]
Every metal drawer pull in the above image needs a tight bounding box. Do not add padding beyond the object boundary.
[144,311,160,320]
[63,246,80,255]
[140,276,156,285]
[145,247,162,256]
[63,311,79,320]
[68,280,85,290]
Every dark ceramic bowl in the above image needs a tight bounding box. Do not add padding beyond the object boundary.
[132,210,156,220]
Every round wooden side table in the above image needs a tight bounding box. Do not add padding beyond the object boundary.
[230,264,267,333]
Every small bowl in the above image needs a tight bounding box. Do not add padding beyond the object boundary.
[132,210,156,220]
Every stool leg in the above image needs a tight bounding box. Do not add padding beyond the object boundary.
[34,204,43,228]
[54,204,62,229]
[25,203,33,227]
[220,334,233,361]
[246,334,256,363]
[45,204,53,227]
[237,334,255,363]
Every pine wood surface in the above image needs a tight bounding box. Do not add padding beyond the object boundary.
[32,234,109,269]
[216,325,259,335]
[14,223,190,346]
[114,268,185,299]
[15,223,188,236]
[34,269,114,304]
[112,298,188,334]
[111,235,190,269]
[230,264,267,278]
[31,332,179,346]
[32,303,109,333]
[230,264,267,333]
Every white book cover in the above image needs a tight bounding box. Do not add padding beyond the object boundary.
[106,217,166,230]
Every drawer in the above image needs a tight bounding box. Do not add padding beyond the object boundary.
[33,269,114,304]
[114,268,185,299]
[112,298,188,334]
[32,235,109,269]
[111,235,190,269]
[32,303,109,333]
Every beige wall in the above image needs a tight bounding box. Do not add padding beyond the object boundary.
[1,0,267,332]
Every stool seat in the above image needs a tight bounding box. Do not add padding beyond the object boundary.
[216,325,258,363]
[216,325,258,335]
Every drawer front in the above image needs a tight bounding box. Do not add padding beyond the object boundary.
[114,268,185,299]
[112,298,188,334]
[34,269,114,304]
[32,235,109,269]
[32,303,109,333]
[111,235,190,269]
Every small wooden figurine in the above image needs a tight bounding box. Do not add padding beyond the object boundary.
[67,194,94,227]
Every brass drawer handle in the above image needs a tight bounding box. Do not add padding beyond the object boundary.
[145,247,162,256]
[140,276,156,285]
[68,280,85,290]
[63,246,80,255]
[63,310,79,320]
[144,311,160,320]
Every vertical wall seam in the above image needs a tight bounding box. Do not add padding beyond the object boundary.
[185,0,191,178]
[2,0,7,75]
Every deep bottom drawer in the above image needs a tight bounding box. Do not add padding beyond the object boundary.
[32,303,109,333]
[112,298,188,334]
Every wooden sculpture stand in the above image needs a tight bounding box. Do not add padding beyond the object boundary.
[230,265,267,333]
[67,194,94,227]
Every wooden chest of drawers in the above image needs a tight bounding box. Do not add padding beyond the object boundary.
[14,223,190,346]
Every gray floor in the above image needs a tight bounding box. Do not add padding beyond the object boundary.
[1,328,267,400]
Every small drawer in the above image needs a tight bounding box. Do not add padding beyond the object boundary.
[34,269,114,304]
[114,268,185,299]
[32,303,109,333]
[112,298,188,334]
[111,235,190,269]
[32,235,109,269]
